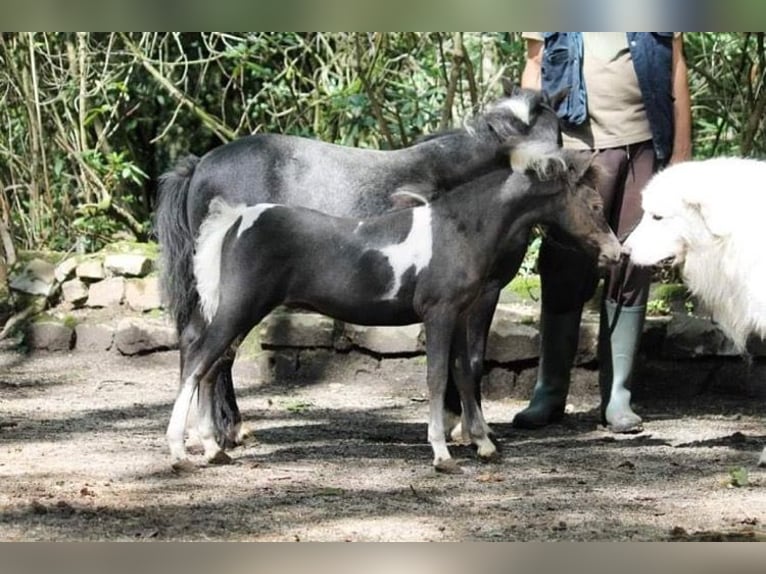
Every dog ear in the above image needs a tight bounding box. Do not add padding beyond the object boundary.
[683,198,734,238]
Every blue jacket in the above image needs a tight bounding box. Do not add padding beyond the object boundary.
[540,32,675,165]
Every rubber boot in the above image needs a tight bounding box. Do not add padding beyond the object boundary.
[599,300,645,433]
[512,309,582,428]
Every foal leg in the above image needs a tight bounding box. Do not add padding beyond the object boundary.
[170,327,244,469]
[166,370,200,472]
[450,320,497,461]
[183,308,248,451]
[447,286,501,444]
[424,311,460,473]
[211,337,256,447]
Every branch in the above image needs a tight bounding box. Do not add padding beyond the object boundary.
[120,33,236,143]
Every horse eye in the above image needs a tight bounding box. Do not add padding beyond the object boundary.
[652,214,663,221]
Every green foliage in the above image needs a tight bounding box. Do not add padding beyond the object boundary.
[728,467,749,488]
[646,299,672,317]
[0,32,764,261]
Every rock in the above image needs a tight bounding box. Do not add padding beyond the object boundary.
[86,277,125,308]
[76,259,105,282]
[74,323,115,352]
[61,279,89,306]
[9,259,56,297]
[663,313,738,358]
[104,254,152,278]
[482,367,518,400]
[337,323,423,355]
[26,321,74,351]
[54,258,79,283]
[486,313,539,363]
[125,277,162,311]
[114,317,178,355]
[260,312,335,348]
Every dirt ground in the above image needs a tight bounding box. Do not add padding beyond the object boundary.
[1,345,765,542]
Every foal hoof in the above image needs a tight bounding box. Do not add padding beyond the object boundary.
[235,423,257,445]
[434,458,463,474]
[171,459,197,474]
[605,413,644,434]
[478,448,501,464]
[207,451,233,466]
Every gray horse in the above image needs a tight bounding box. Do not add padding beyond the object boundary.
[156,85,562,449]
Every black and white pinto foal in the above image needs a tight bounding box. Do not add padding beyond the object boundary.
[167,150,622,473]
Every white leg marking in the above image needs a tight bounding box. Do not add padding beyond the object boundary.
[429,401,459,472]
[379,205,432,299]
[475,436,497,459]
[166,378,197,462]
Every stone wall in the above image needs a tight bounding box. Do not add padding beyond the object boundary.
[11,247,176,355]
[8,244,766,401]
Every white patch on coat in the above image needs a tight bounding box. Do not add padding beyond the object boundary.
[237,203,279,237]
[194,198,251,323]
[379,205,433,299]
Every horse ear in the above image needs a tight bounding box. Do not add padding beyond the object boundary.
[501,77,519,97]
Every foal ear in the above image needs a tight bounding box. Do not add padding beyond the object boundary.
[565,150,598,183]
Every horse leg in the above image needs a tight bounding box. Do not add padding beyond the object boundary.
[423,310,461,473]
[450,317,497,461]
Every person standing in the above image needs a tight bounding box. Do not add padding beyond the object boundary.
[513,32,692,432]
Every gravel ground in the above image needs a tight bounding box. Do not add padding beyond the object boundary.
[1,347,765,541]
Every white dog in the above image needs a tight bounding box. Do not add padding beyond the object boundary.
[624,157,766,466]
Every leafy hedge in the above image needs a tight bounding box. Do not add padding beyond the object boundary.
[1,32,764,258]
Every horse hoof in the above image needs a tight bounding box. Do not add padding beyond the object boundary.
[207,451,233,465]
[171,459,197,474]
[434,458,462,474]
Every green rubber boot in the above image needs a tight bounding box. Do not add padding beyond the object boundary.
[512,309,582,429]
[599,300,645,433]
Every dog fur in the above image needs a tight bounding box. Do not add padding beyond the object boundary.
[624,157,766,465]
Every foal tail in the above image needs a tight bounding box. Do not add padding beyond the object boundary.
[194,198,248,323]
[155,155,201,333]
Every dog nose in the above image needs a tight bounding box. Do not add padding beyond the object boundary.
[621,243,632,258]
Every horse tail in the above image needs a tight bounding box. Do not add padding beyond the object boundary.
[155,155,201,333]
